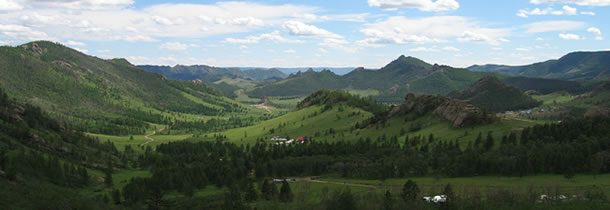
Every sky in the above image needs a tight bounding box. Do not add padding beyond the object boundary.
[0,0,608,68]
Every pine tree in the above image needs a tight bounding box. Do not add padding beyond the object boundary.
[112,188,121,205]
[223,186,249,210]
[441,183,456,210]
[104,159,113,187]
[484,132,494,151]
[401,180,420,202]
[244,179,258,202]
[279,181,293,202]
[382,190,393,210]
[261,179,276,200]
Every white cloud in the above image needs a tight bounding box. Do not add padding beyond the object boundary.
[559,33,581,40]
[442,46,460,51]
[18,0,134,10]
[368,0,460,12]
[224,31,299,45]
[0,2,315,43]
[358,16,509,46]
[409,46,460,52]
[517,5,579,17]
[0,0,22,11]
[292,13,370,22]
[530,0,610,6]
[200,16,265,27]
[66,40,85,46]
[282,21,342,39]
[159,42,197,51]
[580,11,595,15]
[516,47,530,51]
[284,49,296,54]
[525,20,585,33]
[587,27,603,40]
[0,24,50,40]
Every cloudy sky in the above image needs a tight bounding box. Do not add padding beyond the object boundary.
[0,0,608,68]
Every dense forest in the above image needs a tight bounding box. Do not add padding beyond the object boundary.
[0,88,120,209]
[111,117,610,209]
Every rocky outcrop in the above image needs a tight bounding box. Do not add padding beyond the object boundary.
[396,93,494,127]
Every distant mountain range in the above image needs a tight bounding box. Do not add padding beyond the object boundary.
[469,51,610,81]
[138,65,288,82]
[138,65,357,82]
[248,55,487,97]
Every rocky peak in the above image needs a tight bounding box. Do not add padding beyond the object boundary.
[397,93,494,127]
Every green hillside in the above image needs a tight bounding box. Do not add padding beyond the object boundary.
[0,88,118,209]
[211,91,538,146]
[450,76,542,112]
[0,41,257,135]
[469,51,610,81]
[248,69,346,97]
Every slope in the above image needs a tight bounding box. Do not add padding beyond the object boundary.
[0,88,118,209]
[469,51,610,81]
[450,76,542,112]
[0,41,248,135]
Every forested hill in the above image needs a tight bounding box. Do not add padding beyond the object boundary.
[469,51,610,81]
[0,87,119,209]
[247,55,486,97]
[297,90,386,114]
[0,41,242,135]
[450,76,541,112]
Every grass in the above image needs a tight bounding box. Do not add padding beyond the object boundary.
[205,102,542,147]
[88,131,192,151]
[532,92,575,105]
[204,105,373,144]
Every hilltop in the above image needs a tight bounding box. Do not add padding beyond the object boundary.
[469,51,610,81]
[450,76,542,112]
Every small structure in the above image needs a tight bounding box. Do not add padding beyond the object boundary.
[271,136,288,141]
[422,195,447,203]
[272,178,296,183]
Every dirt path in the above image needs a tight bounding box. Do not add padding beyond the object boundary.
[140,128,165,147]
[254,103,273,113]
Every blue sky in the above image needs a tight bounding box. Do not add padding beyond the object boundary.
[0,0,608,68]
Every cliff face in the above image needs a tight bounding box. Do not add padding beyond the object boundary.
[397,93,494,127]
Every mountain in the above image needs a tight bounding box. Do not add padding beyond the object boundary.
[0,41,243,135]
[450,76,542,112]
[503,76,587,94]
[469,51,610,81]
[248,69,346,97]
[247,56,486,97]
[241,68,288,80]
[297,90,386,114]
[138,65,288,82]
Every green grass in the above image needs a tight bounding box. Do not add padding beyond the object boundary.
[257,174,610,209]
[88,131,192,151]
[205,105,373,144]
[533,92,576,105]
[206,102,541,147]
[318,174,610,197]
[341,114,539,148]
